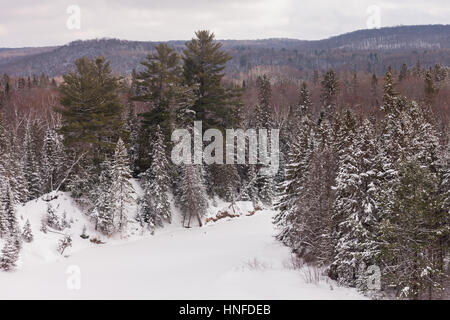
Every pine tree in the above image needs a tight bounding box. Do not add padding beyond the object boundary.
[45,203,62,231]
[93,160,115,235]
[180,164,208,228]
[406,101,440,166]
[275,114,314,246]
[378,162,449,299]
[297,82,312,118]
[246,164,260,208]
[290,148,336,264]
[41,127,65,192]
[255,75,273,129]
[124,102,139,176]
[413,60,422,77]
[381,71,398,114]
[183,30,233,129]
[424,69,437,106]
[330,118,381,289]
[56,57,125,162]
[22,219,33,243]
[1,184,19,236]
[370,73,379,107]
[133,43,183,139]
[23,123,41,200]
[5,134,29,204]
[321,69,339,117]
[0,236,20,271]
[252,77,275,206]
[399,63,408,82]
[138,126,172,233]
[438,139,450,214]
[111,139,134,232]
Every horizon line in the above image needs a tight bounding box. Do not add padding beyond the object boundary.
[1,23,449,50]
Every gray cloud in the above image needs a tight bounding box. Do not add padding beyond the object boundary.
[0,0,448,47]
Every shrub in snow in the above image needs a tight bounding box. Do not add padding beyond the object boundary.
[22,219,33,243]
[40,219,48,233]
[45,204,63,231]
[61,212,70,229]
[58,235,72,255]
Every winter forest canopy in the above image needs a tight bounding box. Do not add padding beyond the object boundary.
[0,29,449,300]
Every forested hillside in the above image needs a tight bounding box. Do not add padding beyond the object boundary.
[1,25,450,77]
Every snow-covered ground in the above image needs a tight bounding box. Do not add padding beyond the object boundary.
[0,190,365,299]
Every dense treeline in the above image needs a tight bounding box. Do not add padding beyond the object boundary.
[275,70,449,299]
[0,30,448,300]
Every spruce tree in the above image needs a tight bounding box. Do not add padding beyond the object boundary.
[111,139,134,232]
[124,102,139,176]
[424,69,437,106]
[330,118,380,289]
[22,219,33,243]
[93,160,115,235]
[370,73,379,107]
[0,236,20,271]
[321,69,339,117]
[275,114,314,246]
[381,71,398,114]
[2,185,19,236]
[180,164,208,228]
[252,77,275,206]
[23,123,41,200]
[45,203,62,231]
[139,125,171,233]
[41,127,65,192]
[378,162,448,299]
[297,82,312,118]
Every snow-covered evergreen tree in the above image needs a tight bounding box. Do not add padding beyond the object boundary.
[111,139,134,232]
[23,123,41,200]
[1,184,19,236]
[275,114,314,246]
[41,127,65,192]
[0,236,20,271]
[246,164,259,208]
[45,203,62,231]
[125,102,139,176]
[93,160,115,235]
[330,118,381,290]
[180,164,208,228]
[321,69,339,118]
[138,126,171,233]
[252,75,275,206]
[297,82,312,118]
[22,219,33,243]
[2,133,28,204]
[378,162,448,299]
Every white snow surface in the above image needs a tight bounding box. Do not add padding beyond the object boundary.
[0,186,365,299]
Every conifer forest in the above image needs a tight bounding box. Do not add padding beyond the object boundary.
[0,0,449,301]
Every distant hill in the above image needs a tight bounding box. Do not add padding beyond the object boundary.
[1,25,449,77]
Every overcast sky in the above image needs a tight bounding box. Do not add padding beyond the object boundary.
[1,0,449,47]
